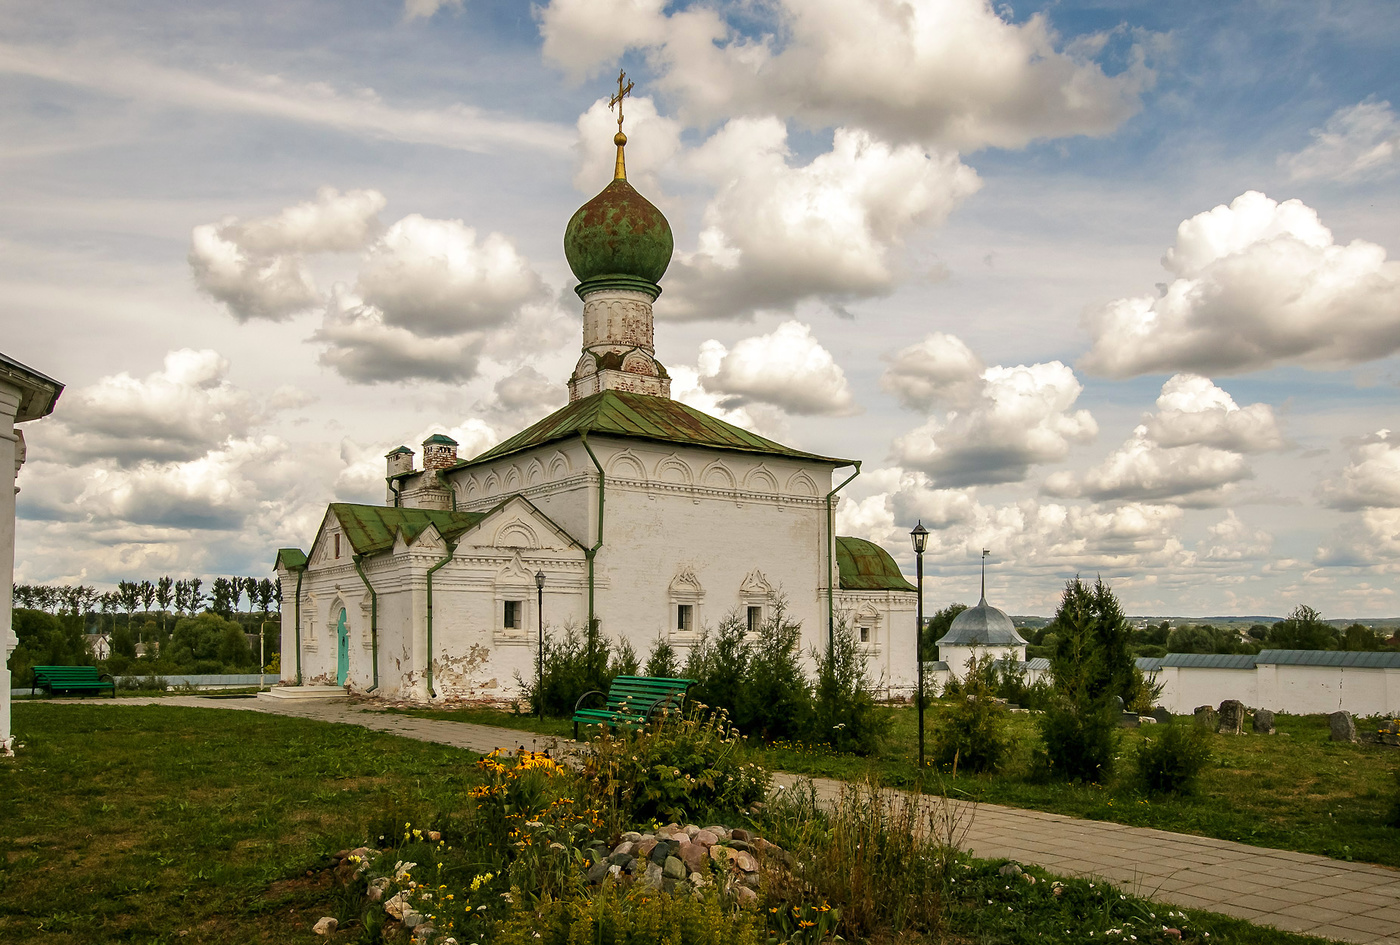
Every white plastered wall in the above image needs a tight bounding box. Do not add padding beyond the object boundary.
[0,381,20,756]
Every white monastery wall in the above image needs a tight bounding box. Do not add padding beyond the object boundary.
[835,589,917,693]
[1155,664,1400,716]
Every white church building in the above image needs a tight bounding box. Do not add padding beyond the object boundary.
[274,108,917,703]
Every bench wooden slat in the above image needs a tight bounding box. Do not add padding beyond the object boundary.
[572,675,695,739]
[31,665,115,698]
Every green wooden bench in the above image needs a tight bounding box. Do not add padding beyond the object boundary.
[31,665,115,698]
[572,675,696,740]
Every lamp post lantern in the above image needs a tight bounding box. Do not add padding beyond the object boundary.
[910,521,929,774]
[535,570,546,719]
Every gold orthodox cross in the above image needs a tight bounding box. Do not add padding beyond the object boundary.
[608,69,634,136]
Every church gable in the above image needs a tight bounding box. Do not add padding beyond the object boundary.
[451,494,584,555]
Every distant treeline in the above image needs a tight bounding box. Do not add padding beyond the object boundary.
[14,576,280,626]
[8,576,282,687]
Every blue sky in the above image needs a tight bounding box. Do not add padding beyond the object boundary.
[3,0,1399,617]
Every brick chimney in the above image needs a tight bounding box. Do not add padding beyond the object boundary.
[422,434,459,471]
[385,445,414,477]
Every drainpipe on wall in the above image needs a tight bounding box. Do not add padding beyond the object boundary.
[425,542,455,700]
[352,556,379,692]
[578,431,606,636]
[293,566,305,685]
[388,477,402,508]
[825,462,861,650]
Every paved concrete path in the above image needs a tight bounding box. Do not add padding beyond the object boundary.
[49,695,1400,944]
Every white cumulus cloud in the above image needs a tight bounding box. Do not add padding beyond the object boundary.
[887,344,1096,487]
[404,0,462,20]
[665,120,979,320]
[1082,191,1400,377]
[1044,375,1280,506]
[573,94,682,197]
[1320,429,1400,510]
[189,187,386,322]
[1284,99,1399,182]
[1044,426,1252,506]
[539,0,1151,151]
[44,349,263,465]
[695,320,857,416]
[880,332,986,411]
[357,214,545,338]
[1143,374,1285,452]
[312,286,486,385]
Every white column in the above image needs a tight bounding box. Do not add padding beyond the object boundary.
[0,382,22,757]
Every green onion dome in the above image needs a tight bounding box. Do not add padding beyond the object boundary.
[563,147,673,297]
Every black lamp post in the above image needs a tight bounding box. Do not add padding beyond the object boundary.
[535,570,546,719]
[910,520,929,774]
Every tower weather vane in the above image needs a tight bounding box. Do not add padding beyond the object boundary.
[608,69,635,180]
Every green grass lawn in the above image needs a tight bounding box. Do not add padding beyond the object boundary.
[390,701,1400,868]
[0,702,1361,945]
[0,703,477,944]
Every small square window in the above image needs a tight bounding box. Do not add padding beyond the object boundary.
[677,604,694,632]
[504,600,522,630]
[746,606,762,634]
[859,625,870,643]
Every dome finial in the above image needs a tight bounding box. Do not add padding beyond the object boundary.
[980,548,990,604]
[608,68,635,181]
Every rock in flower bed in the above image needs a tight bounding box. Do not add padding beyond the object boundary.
[337,820,793,941]
[582,823,791,907]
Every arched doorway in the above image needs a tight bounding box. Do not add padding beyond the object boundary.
[336,608,349,686]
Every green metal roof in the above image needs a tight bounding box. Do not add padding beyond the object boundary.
[835,536,915,592]
[1257,649,1400,668]
[386,445,413,456]
[275,548,307,571]
[329,504,487,557]
[460,389,854,468]
[1161,653,1258,670]
[423,433,458,446]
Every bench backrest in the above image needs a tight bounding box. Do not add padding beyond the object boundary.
[603,675,694,714]
[33,666,105,684]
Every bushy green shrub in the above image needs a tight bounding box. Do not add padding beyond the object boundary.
[738,600,810,741]
[166,612,254,670]
[684,600,815,744]
[609,638,639,677]
[1134,720,1212,795]
[580,706,769,826]
[1032,700,1119,783]
[683,612,750,718]
[808,622,888,755]
[7,608,93,685]
[943,653,1051,710]
[933,655,1012,773]
[517,620,614,716]
[643,637,681,677]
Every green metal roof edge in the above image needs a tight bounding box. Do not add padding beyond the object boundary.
[458,390,855,469]
[329,503,488,558]
[275,548,308,571]
[423,433,458,445]
[835,536,916,592]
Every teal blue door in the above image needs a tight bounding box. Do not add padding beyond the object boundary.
[336,608,349,686]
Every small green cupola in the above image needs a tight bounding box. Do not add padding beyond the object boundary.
[563,73,672,301]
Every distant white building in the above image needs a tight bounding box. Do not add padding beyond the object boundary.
[272,117,917,704]
[2,352,63,756]
[930,555,1027,683]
